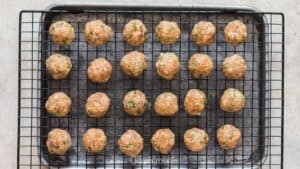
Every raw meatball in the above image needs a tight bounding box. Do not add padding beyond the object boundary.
[154,92,178,117]
[224,20,247,46]
[46,53,72,80]
[87,58,112,84]
[123,90,148,116]
[222,54,247,79]
[49,21,75,46]
[155,21,180,44]
[188,53,214,78]
[120,51,147,77]
[217,124,241,150]
[184,89,207,116]
[184,128,209,152]
[82,128,107,153]
[220,88,245,112]
[151,128,175,154]
[84,20,113,46]
[46,128,71,155]
[118,129,144,157]
[192,21,216,46]
[86,92,110,118]
[45,92,71,117]
[155,52,180,80]
[123,19,147,46]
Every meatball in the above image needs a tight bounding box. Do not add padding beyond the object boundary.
[87,58,112,84]
[49,21,75,46]
[86,92,110,118]
[120,51,147,77]
[224,20,247,46]
[123,90,148,116]
[191,21,216,46]
[46,128,71,155]
[155,52,180,80]
[45,92,71,117]
[155,21,180,44]
[188,53,214,78]
[184,128,209,152]
[123,19,147,46]
[217,124,241,150]
[151,128,175,154]
[154,92,178,117]
[84,20,113,46]
[222,54,247,79]
[184,89,207,116]
[118,129,144,157]
[46,53,72,80]
[82,128,107,153]
[220,88,245,112]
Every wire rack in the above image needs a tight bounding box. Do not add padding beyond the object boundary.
[18,7,284,169]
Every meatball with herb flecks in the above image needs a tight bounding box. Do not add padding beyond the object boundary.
[123,19,147,46]
[192,21,216,46]
[46,53,72,80]
[184,89,207,116]
[151,128,175,154]
[46,128,72,155]
[184,128,209,152]
[87,58,112,84]
[49,20,75,46]
[118,129,144,157]
[188,53,214,79]
[120,51,147,77]
[155,52,180,80]
[222,54,247,79]
[217,124,241,150]
[155,21,180,44]
[220,88,245,112]
[86,92,110,118]
[45,92,71,117]
[123,90,147,116]
[84,20,113,46]
[82,128,107,153]
[224,20,247,46]
[154,92,178,117]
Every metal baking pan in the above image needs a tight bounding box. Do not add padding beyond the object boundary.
[36,2,271,169]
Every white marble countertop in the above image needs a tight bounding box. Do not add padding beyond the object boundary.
[0,0,298,168]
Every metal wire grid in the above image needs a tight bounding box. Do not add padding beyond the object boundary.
[18,9,284,169]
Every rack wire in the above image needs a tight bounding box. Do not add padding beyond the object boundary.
[18,8,284,169]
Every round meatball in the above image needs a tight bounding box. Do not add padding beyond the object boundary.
[151,128,175,154]
[49,21,75,46]
[84,20,113,46]
[184,89,207,116]
[217,124,241,150]
[188,53,214,78]
[123,19,147,46]
[46,53,72,80]
[192,21,216,46]
[82,128,107,153]
[87,58,112,84]
[120,51,147,77]
[45,92,71,117]
[123,90,148,116]
[46,128,71,155]
[118,129,144,157]
[184,128,209,152]
[86,92,110,118]
[155,21,180,44]
[154,92,178,116]
[155,52,180,80]
[224,20,247,46]
[222,54,247,79]
[220,88,245,112]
